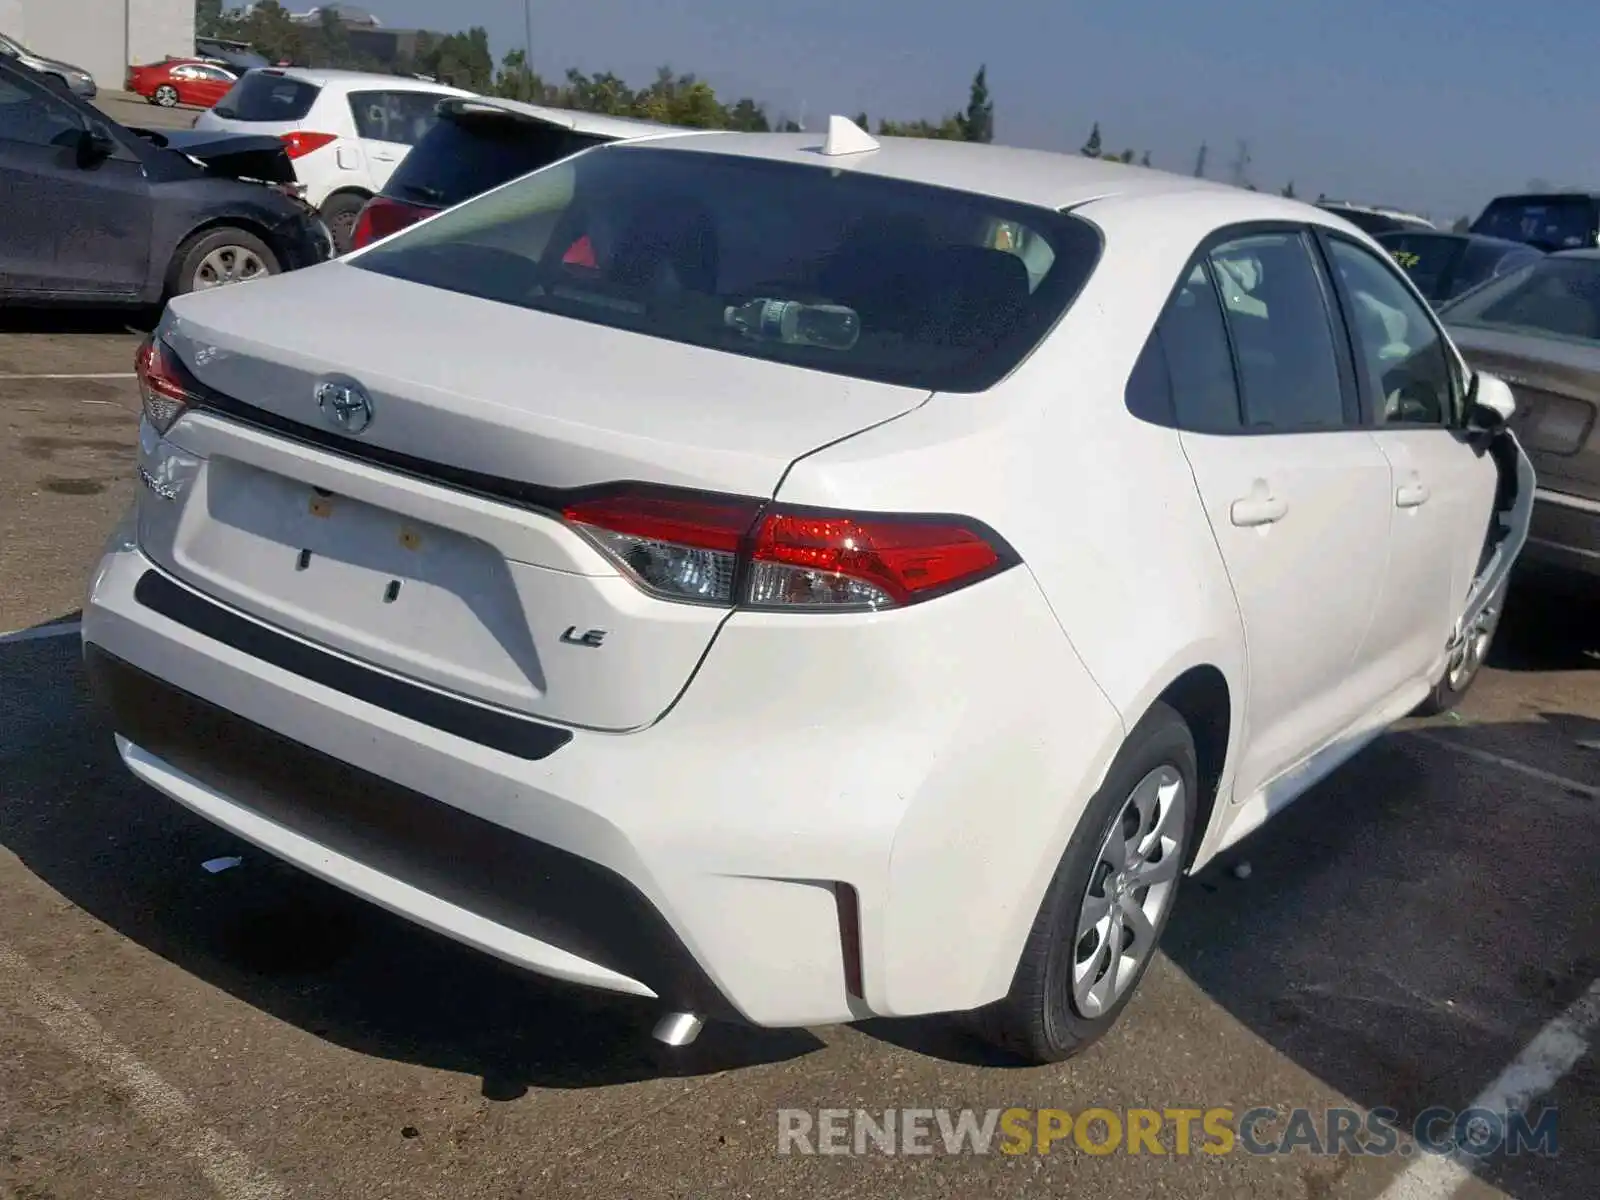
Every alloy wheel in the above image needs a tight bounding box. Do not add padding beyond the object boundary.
[193,245,270,290]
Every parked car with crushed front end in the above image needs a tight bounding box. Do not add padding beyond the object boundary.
[350,96,677,250]
[0,28,95,97]
[1377,229,1543,308]
[1441,249,1600,582]
[0,55,331,305]
[195,67,474,252]
[87,120,1532,1068]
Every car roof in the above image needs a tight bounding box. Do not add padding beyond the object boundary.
[436,95,681,140]
[618,128,1284,211]
[249,66,474,95]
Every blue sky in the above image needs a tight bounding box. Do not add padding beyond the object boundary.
[360,0,1593,221]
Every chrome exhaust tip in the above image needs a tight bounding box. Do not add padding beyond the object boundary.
[651,1011,704,1047]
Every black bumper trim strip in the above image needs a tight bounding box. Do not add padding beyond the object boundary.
[132,569,572,762]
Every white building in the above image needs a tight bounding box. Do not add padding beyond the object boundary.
[0,0,195,89]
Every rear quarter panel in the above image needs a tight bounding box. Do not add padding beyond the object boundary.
[773,192,1253,937]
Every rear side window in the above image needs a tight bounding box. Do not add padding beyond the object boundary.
[214,72,319,121]
[1380,233,1463,304]
[348,90,448,147]
[1133,261,1243,431]
[1207,233,1347,430]
[1471,197,1597,250]
[383,112,607,208]
[351,145,1104,393]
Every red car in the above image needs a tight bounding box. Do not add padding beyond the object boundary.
[126,58,238,109]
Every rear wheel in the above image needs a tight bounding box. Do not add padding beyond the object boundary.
[972,702,1198,1064]
[168,228,279,297]
[320,193,369,255]
[153,84,179,108]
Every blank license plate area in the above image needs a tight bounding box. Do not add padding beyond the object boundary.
[179,458,545,706]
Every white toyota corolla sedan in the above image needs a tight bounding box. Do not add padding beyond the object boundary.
[83,118,1534,1064]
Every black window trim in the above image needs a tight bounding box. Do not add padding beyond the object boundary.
[1127,219,1365,436]
[1312,227,1469,433]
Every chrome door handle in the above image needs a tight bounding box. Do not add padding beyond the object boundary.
[1396,482,1430,508]
[1230,494,1287,527]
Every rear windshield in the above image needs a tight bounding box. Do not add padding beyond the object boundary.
[1471,197,1597,251]
[1377,233,1462,302]
[351,145,1102,392]
[213,72,320,122]
[1441,255,1600,345]
[383,110,606,208]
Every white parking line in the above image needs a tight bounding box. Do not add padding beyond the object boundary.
[0,620,82,645]
[1415,731,1600,801]
[0,372,137,380]
[1375,978,1600,1200]
[0,942,287,1200]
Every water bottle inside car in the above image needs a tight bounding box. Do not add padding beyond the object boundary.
[724,299,861,351]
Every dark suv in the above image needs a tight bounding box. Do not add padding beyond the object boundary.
[349,96,674,250]
[1470,193,1600,252]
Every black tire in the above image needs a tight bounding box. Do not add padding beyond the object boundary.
[153,84,179,108]
[167,227,280,298]
[972,702,1199,1064]
[1413,577,1508,716]
[320,192,369,256]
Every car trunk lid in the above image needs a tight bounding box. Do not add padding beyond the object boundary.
[148,263,929,730]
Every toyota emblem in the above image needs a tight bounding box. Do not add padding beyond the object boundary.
[315,378,374,435]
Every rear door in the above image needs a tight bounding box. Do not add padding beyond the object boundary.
[1168,227,1395,796]
[0,68,151,296]
[184,63,237,109]
[1319,231,1499,692]
[346,89,449,192]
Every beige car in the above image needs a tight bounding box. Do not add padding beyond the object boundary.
[1442,249,1600,582]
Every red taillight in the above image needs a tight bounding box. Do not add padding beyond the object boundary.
[351,195,433,250]
[135,336,197,435]
[278,130,337,159]
[562,484,1014,611]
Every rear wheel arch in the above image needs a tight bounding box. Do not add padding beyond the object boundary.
[319,189,372,254]
[1146,664,1232,867]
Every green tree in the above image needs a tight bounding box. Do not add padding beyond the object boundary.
[1139,150,1152,168]
[1116,148,1135,163]
[1281,180,1296,198]
[728,98,771,131]
[195,0,226,38]
[1081,122,1102,157]
[853,111,869,130]
[1451,215,1471,232]
[960,65,994,143]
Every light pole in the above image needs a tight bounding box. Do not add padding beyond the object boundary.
[523,0,533,70]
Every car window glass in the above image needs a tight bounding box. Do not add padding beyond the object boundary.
[352,146,1105,393]
[0,73,83,148]
[385,113,605,208]
[1443,256,1600,346]
[1159,261,1242,431]
[1379,234,1461,304]
[1206,233,1345,430]
[1326,238,1455,425]
[214,73,319,121]
[1446,243,1541,303]
[350,90,444,146]
[1472,198,1596,250]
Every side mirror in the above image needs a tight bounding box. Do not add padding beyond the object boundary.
[1466,371,1516,431]
[75,126,116,168]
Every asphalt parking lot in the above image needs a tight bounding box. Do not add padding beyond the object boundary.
[1,314,1596,1200]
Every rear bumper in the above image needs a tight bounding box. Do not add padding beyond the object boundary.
[1519,487,1600,581]
[84,529,1123,1027]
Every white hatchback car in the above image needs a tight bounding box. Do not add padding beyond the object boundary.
[195,67,473,252]
[86,120,1534,1064]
